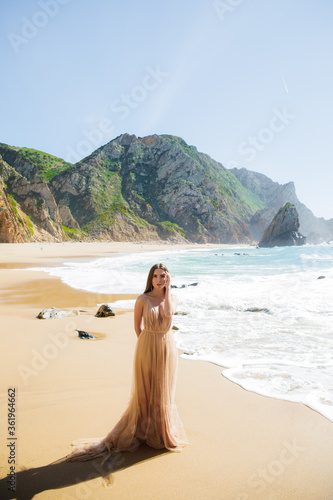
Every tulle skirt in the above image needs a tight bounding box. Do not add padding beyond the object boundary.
[66,329,188,462]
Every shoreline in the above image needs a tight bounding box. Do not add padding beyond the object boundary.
[0,241,251,265]
[0,242,332,499]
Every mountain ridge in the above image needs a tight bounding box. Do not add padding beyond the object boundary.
[0,134,331,244]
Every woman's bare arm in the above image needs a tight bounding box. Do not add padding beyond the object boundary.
[134,295,145,337]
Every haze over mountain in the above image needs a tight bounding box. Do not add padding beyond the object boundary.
[0,134,332,244]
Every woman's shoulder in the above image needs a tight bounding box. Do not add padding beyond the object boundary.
[134,294,147,311]
[136,293,148,303]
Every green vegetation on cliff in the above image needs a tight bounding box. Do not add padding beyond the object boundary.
[0,143,72,182]
[160,135,264,219]
[1,133,298,243]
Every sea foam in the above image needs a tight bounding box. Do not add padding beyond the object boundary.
[28,244,333,422]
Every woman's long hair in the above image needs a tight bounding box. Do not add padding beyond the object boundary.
[144,263,169,294]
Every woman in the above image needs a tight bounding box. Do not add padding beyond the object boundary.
[66,263,188,462]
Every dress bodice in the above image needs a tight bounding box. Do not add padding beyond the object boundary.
[143,295,172,333]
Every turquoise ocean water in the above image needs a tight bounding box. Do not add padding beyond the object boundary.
[32,244,333,422]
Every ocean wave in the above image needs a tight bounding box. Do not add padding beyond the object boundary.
[301,253,333,261]
[27,244,333,422]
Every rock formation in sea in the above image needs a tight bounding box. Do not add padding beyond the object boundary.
[230,167,331,243]
[258,203,306,247]
[0,135,332,243]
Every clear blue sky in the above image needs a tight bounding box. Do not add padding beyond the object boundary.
[1,0,332,219]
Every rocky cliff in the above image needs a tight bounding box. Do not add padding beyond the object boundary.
[49,134,264,243]
[0,178,28,243]
[0,135,331,243]
[0,152,68,242]
[230,167,332,243]
[258,203,306,247]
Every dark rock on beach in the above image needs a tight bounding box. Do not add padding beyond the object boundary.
[95,304,115,317]
[76,330,96,339]
[258,203,306,248]
[37,307,79,319]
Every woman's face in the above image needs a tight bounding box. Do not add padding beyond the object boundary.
[152,268,166,290]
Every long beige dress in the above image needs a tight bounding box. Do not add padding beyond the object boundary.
[66,294,188,462]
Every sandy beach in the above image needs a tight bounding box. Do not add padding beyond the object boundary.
[0,242,332,500]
